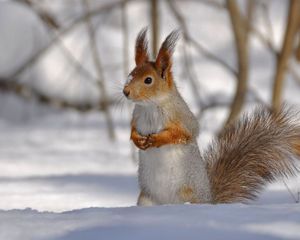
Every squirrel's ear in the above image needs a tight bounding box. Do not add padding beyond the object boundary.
[155,30,180,79]
[135,27,149,66]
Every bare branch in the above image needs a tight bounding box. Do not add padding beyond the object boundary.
[296,23,300,61]
[15,0,101,93]
[224,0,252,125]
[17,0,60,29]
[121,1,138,163]
[272,0,300,111]
[259,1,275,45]
[166,0,204,109]
[289,64,300,85]
[189,37,237,76]
[150,0,160,57]
[283,180,299,203]
[167,0,237,77]
[197,86,267,119]
[197,98,232,118]
[82,0,116,140]
[121,1,129,75]
[296,39,300,62]
[0,79,114,112]
[181,42,204,108]
[175,0,225,9]
[10,0,131,80]
[256,1,300,92]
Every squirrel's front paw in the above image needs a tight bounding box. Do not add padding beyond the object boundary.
[132,135,151,150]
[146,134,159,148]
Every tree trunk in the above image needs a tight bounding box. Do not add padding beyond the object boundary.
[150,0,159,58]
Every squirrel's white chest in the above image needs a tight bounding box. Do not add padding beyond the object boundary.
[134,105,184,203]
[134,105,164,135]
[139,146,186,204]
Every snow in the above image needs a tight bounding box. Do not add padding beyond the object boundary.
[0,111,138,211]
[1,204,300,240]
[0,109,300,240]
[1,0,300,239]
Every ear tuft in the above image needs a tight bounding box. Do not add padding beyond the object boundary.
[155,30,180,77]
[159,29,180,57]
[135,27,149,66]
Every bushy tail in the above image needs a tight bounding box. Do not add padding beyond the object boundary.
[205,106,300,203]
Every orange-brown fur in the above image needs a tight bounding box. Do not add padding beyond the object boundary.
[128,30,188,151]
[147,121,191,148]
[135,28,149,66]
[293,141,300,156]
[137,191,153,206]
[178,186,199,203]
[125,63,173,102]
[131,120,191,150]
[124,28,177,103]
[131,123,149,150]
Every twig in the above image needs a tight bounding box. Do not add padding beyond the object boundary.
[295,12,300,61]
[296,37,300,61]
[247,88,268,106]
[121,1,138,163]
[53,32,100,84]
[0,79,114,112]
[175,0,225,9]
[188,37,237,77]
[150,0,159,57]
[167,0,204,109]
[272,0,300,111]
[121,1,129,76]
[17,0,60,29]
[258,1,276,45]
[290,65,300,86]
[10,0,131,80]
[17,0,105,102]
[167,0,237,77]
[224,0,252,125]
[197,98,231,118]
[82,0,116,140]
[197,87,267,118]
[283,180,299,203]
[256,1,300,91]
[182,42,204,108]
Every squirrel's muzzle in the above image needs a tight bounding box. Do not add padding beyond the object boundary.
[123,86,130,98]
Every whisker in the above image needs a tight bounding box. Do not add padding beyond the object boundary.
[112,92,133,118]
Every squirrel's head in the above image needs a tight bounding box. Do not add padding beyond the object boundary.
[123,28,179,104]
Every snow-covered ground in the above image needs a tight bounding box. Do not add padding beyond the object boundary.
[0,110,138,212]
[0,109,300,240]
[1,0,300,239]
[2,204,300,240]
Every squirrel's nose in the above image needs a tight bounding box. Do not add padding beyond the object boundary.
[123,87,130,97]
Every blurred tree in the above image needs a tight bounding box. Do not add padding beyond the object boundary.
[1,0,300,142]
[224,0,253,126]
[150,0,159,57]
[82,0,115,140]
[272,0,300,111]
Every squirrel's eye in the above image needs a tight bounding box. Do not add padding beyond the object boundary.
[144,77,152,85]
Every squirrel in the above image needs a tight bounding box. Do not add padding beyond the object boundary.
[123,28,300,206]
